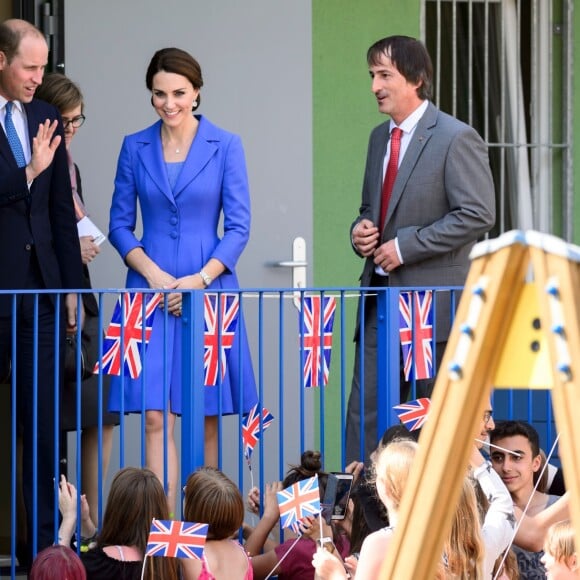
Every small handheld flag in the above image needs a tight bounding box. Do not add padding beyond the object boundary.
[299,295,336,387]
[204,293,240,386]
[242,404,275,464]
[399,290,434,381]
[93,292,161,378]
[393,397,431,431]
[145,519,208,560]
[276,474,321,530]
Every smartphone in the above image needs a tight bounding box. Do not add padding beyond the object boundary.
[322,472,354,522]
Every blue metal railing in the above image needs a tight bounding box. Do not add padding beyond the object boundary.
[0,285,557,578]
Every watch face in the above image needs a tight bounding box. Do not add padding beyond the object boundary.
[200,270,212,286]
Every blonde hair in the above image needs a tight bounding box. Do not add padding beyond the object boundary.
[441,477,485,579]
[544,520,576,564]
[373,439,418,511]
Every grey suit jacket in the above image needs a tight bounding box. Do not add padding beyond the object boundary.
[352,101,495,339]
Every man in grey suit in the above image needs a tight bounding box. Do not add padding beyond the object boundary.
[345,36,495,463]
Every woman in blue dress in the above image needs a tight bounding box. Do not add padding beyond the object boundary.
[108,47,257,513]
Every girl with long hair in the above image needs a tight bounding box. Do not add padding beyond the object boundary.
[181,467,252,579]
[59,467,179,580]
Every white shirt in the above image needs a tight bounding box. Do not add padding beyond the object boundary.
[1,97,32,164]
[375,99,429,275]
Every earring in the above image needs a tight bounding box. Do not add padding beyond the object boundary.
[192,100,198,108]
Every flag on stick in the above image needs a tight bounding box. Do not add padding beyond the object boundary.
[399,290,434,381]
[93,292,161,378]
[299,295,336,387]
[242,404,275,464]
[145,519,208,560]
[393,397,431,431]
[276,474,321,530]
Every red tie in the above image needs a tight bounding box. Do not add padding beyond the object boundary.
[379,127,403,232]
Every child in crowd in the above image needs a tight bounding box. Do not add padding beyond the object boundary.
[312,439,417,580]
[58,467,179,580]
[436,445,514,579]
[30,545,86,580]
[246,450,350,580]
[541,520,578,579]
[490,421,561,579]
[181,467,252,580]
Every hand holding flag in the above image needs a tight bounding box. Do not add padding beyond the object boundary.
[145,519,208,560]
[276,474,321,530]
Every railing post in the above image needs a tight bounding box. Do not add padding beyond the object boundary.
[377,287,402,440]
[181,290,206,482]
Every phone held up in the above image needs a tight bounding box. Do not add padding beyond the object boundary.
[321,472,354,524]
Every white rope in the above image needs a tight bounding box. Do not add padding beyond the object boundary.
[264,534,302,580]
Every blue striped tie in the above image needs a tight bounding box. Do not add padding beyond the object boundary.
[4,101,26,168]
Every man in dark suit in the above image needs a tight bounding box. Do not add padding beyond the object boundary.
[0,19,83,562]
[345,36,496,463]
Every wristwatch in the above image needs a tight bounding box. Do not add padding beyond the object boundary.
[199,269,212,287]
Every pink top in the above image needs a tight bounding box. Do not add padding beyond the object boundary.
[198,540,253,580]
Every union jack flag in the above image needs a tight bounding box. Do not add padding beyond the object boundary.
[393,397,431,431]
[93,292,162,379]
[399,290,434,381]
[277,474,321,529]
[242,404,275,464]
[145,519,208,560]
[299,295,336,388]
[204,293,239,386]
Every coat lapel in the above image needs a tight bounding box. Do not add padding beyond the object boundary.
[384,102,437,225]
[135,121,174,204]
[173,116,218,198]
[135,117,219,203]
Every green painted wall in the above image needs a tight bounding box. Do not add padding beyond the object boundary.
[313,0,579,468]
[312,1,421,467]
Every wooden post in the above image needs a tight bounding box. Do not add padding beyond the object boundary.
[377,231,580,579]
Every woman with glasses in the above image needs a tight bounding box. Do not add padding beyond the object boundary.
[35,73,118,530]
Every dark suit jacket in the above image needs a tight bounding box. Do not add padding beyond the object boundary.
[352,102,496,340]
[75,165,99,317]
[0,99,83,313]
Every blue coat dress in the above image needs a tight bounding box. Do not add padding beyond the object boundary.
[108,115,257,416]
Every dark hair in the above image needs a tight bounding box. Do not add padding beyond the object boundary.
[367,35,433,100]
[30,545,86,580]
[379,424,420,448]
[145,47,203,110]
[490,420,541,458]
[35,72,84,113]
[348,487,373,554]
[0,19,45,64]
[98,467,179,580]
[183,467,244,540]
[282,450,328,497]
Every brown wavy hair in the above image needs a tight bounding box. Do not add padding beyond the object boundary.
[98,467,179,580]
[183,467,244,540]
[145,47,203,111]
